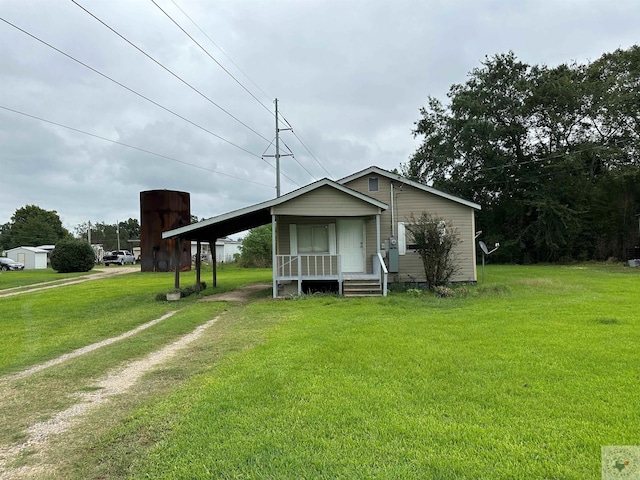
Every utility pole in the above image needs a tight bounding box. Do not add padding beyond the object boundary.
[275,98,281,197]
[263,98,292,198]
[117,220,121,251]
[88,221,92,245]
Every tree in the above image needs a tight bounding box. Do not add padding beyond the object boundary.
[405,212,460,290]
[119,218,140,240]
[74,218,140,251]
[238,225,272,268]
[1,205,71,250]
[50,239,95,273]
[404,46,640,262]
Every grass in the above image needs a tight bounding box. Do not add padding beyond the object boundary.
[38,263,639,480]
[0,264,271,375]
[0,267,93,290]
[3,264,639,479]
[0,264,271,450]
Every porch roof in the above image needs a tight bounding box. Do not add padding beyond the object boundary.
[162,178,388,242]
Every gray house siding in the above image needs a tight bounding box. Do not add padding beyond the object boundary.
[272,185,380,217]
[343,175,477,283]
[276,215,379,275]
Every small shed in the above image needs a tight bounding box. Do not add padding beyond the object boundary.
[6,246,49,269]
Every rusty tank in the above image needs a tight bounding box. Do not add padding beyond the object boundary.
[140,190,191,272]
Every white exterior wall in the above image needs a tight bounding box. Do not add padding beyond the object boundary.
[6,247,48,269]
[216,241,241,263]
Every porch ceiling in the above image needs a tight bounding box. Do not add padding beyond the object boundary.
[163,207,272,242]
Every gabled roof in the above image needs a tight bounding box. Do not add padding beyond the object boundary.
[163,178,388,241]
[7,246,49,253]
[338,166,481,210]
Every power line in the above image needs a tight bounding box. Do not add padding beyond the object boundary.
[70,0,271,144]
[157,2,334,180]
[433,139,638,190]
[66,1,300,188]
[152,0,273,117]
[281,139,316,179]
[0,15,306,189]
[452,138,635,176]
[0,105,274,188]
[275,107,333,178]
[0,16,262,160]
[168,0,273,103]
[1,19,303,192]
[291,128,333,178]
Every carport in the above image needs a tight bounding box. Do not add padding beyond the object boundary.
[161,199,275,291]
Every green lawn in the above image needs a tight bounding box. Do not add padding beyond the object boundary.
[55,264,637,480]
[0,264,271,375]
[0,267,93,290]
[0,264,272,449]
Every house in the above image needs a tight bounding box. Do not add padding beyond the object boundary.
[188,238,241,263]
[162,166,481,297]
[6,246,49,269]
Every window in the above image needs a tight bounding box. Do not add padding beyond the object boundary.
[368,177,379,192]
[298,225,329,253]
[290,224,336,255]
[398,221,446,255]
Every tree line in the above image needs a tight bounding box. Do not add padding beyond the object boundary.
[404,46,640,263]
[1,205,140,252]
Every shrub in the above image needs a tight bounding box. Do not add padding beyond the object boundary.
[434,286,454,297]
[50,240,95,273]
[155,282,207,301]
[405,212,461,290]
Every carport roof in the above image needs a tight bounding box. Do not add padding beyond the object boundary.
[162,178,387,242]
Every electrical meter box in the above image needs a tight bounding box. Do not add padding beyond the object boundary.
[388,236,399,273]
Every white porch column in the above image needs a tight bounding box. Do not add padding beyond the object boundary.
[376,213,381,255]
[272,214,277,298]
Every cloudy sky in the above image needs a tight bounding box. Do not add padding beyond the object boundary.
[1,0,639,234]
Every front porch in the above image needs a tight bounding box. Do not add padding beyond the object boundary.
[274,253,388,297]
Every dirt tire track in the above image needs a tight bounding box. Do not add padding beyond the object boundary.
[0,267,136,299]
[0,314,224,479]
[0,282,270,479]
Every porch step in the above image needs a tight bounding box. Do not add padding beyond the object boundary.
[343,279,382,297]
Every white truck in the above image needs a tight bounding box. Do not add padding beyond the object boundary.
[103,250,136,266]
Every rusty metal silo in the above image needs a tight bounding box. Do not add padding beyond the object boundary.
[140,190,191,272]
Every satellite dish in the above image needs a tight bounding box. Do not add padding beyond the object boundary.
[478,239,500,282]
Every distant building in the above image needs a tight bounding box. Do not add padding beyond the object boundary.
[6,246,49,269]
[189,238,240,263]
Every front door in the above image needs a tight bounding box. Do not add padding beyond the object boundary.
[338,219,365,273]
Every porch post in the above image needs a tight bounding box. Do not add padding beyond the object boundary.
[173,237,182,289]
[272,214,277,298]
[376,213,381,255]
[209,239,217,288]
[195,240,201,292]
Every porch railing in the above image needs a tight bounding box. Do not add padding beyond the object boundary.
[373,252,388,297]
[276,254,341,280]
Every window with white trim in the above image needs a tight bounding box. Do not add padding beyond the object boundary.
[368,177,379,192]
[397,221,446,255]
[290,224,336,255]
[298,225,329,253]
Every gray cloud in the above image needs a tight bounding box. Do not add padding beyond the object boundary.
[1,0,639,231]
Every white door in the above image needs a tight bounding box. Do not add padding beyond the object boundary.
[338,219,365,273]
